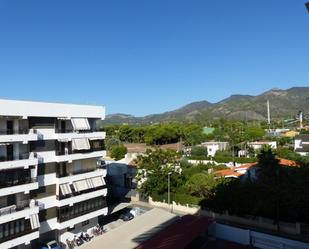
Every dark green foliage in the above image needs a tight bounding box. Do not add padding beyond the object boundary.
[191,146,208,157]
[110,145,128,160]
[105,135,122,150]
[204,147,309,223]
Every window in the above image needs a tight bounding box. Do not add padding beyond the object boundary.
[82,220,89,227]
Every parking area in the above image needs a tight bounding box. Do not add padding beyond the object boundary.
[80,208,178,249]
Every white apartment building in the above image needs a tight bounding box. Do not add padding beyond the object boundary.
[0,99,107,249]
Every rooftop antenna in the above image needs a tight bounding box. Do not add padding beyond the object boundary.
[267,100,271,130]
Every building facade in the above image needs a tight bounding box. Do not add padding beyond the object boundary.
[200,142,229,157]
[294,134,309,156]
[0,99,107,249]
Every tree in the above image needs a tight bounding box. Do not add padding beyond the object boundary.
[105,135,122,150]
[190,146,208,159]
[137,148,182,197]
[110,145,128,160]
[184,124,204,146]
[185,173,216,198]
[244,127,265,141]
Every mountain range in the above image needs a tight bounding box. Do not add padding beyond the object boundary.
[104,87,309,125]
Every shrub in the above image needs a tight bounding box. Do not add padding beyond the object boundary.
[110,145,128,160]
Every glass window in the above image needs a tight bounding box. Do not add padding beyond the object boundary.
[20,219,25,232]
[0,225,3,239]
[4,223,9,237]
[15,220,20,233]
[9,222,14,235]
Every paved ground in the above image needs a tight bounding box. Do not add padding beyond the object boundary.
[80,208,178,249]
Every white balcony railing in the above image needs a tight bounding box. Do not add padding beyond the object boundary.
[0,200,40,225]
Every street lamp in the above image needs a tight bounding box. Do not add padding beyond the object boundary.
[167,172,172,210]
[306,2,309,13]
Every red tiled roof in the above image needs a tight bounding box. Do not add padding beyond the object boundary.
[135,215,210,249]
[215,158,299,178]
[215,169,243,178]
[278,158,299,167]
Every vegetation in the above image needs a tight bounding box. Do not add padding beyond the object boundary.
[137,147,309,224]
[110,145,128,160]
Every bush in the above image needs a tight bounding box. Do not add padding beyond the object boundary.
[191,146,208,157]
[110,145,128,160]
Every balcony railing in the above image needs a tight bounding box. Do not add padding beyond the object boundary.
[0,200,32,218]
[56,128,104,134]
[57,185,106,200]
[0,152,30,162]
[0,128,30,135]
[58,197,106,223]
[56,167,103,178]
[0,218,36,244]
[0,177,37,189]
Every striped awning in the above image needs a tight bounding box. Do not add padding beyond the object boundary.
[30,213,40,229]
[71,118,90,130]
[72,138,90,150]
[91,176,106,188]
[60,183,72,195]
[73,179,90,192]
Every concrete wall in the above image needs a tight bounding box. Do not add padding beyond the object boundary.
[214,223,250,245]
[148,197,200,214]
[213,223,309,249]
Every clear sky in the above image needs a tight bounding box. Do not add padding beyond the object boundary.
[0,0,308,116]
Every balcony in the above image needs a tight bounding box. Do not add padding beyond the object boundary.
[56,129,106,142]
[0,129,38,143]
[57,168,106,185]
[37,149,106,164]
[58,197,107,222]
[0,218,39,248]
[36,127,105,141]
[0,201,39,225]
[57,188,107,207]
[0,177,38,196]
[56,149,106,163]
[0,153,38,170]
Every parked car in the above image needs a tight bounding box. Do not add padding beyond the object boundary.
[119,212,134,221]
[41,240,61,249]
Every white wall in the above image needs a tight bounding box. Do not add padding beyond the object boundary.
[0,99,105,119]
[214,223,309,249]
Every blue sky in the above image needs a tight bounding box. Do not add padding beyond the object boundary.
[0,0,308,116]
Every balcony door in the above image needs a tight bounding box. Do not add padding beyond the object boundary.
[6,120,13,135]
[6,144,13,161]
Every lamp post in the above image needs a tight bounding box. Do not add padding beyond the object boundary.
[167,172,172,211]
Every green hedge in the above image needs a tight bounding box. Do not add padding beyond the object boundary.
[151,192,202,206]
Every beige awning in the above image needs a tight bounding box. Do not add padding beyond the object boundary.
[73,179,90,192]
[60,183,72,195]
[30,213,40,229]
[71,118,90,130]
[72,138,90,150]
[91,176,106,188]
